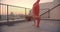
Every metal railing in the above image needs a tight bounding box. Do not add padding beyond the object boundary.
[0,3,60,21]
[0,3,31,22]
[40,4,60,18]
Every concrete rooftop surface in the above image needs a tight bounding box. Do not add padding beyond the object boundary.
[0,20,60,32]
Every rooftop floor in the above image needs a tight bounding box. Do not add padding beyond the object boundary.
[0,20,60,32]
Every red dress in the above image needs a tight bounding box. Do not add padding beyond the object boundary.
[32,0,40,27]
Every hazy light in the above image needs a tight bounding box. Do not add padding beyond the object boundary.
[2,0,54,8]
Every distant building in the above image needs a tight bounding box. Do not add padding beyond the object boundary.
[10,12,14,17]
[9,12,15,20]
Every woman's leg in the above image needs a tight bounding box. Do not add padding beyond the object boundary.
[36,18,40,27]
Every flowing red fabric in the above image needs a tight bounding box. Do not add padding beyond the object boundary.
[32,0,40,27]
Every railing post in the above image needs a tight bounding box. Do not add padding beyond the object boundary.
[0,4,1,20]
[25,8,26,16]
[48,11,50,18]
[7,5,9,25]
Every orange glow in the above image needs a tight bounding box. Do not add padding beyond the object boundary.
[1,5,31,15]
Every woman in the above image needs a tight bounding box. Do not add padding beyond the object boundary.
[32,0,40,27]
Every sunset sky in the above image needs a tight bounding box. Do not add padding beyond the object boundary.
[1,0,54,8]
[0,0,54,15]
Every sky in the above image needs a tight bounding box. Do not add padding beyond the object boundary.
[1,0,54,8]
